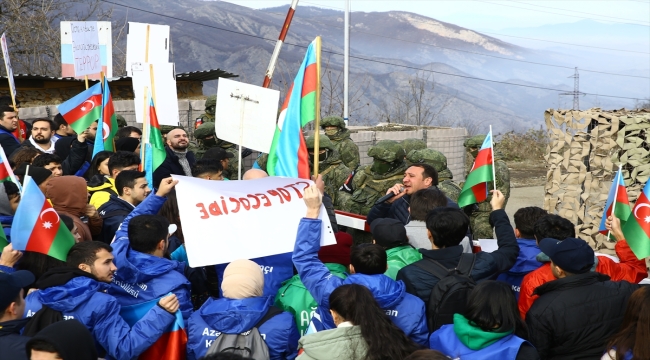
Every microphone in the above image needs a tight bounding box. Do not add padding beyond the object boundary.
[375,187,404,205]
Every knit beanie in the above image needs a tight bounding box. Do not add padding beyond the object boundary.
[115,137,140,153]
[221,259,264,299]
[14,163,52,186]
[318,231,353,267]
[26,319,98,360]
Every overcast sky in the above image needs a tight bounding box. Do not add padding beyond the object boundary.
[219,0,650,30]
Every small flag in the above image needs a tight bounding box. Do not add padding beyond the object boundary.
[622,179,650,259]
[0,145,20,189]
[458,131,495,208]
[599,167,631,236]
[57,82,103,135]
[120,297,187,360]
[93,78,118,156]
[10,177,75,261]
[142,92,167,187]
[267,38,320,179]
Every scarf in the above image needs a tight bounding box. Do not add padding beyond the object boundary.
[173,149,192,176]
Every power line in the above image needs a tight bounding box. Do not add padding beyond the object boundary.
[512,0,650,24]
[101,0,647,101]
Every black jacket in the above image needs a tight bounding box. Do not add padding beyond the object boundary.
[49,136,89,175]
[526,272,643,360]
[366,191,459,226]
[0,318,30,360]
[0,124,21,157]
[153,147,196,188]
[396,209,519,303]
[97,195,134,244]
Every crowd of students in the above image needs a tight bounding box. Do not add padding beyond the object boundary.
[0,103,649,360]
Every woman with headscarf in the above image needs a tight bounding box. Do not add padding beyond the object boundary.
[186,259,300,360]
[45,176,102,241]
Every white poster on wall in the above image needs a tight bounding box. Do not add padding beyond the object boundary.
[125,22,170,77]
[132,62,179,126]
[69,21,101,77]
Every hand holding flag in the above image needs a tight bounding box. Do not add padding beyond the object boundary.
[598,167,631,238]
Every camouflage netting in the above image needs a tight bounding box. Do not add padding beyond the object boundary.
[544,108,650,254]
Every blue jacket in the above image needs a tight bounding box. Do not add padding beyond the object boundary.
[496,239,542,299]
[292,218,428,346]
[97,195,134,244]
[366,193,459,226]
[110,193,193,321]
[187,296,299,360]
[430,324,529,360]
[215,252,294,297]
[24,275,175,360]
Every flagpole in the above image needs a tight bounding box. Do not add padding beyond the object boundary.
[313,36,322,177]
[608,165,621,240]
[0,145,21,192]
[490,125,496,192]
[84,75,89,90]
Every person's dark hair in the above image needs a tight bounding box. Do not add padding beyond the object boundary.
[52,114,68,130]
[426,208,469,248]
[404,350,450,360]
[116,126,142,139]
[409,163,438,186]
[128,215,169,254]
[32,153,62,168]
[191,158,223,177]
[606,287,650,360]
[15,252,66,282]
[107,151,140,176]
[350,244,387,275]
[9,147,41,167]
[66,241,113,268]
[87,151,112,179]
[329,284,421,360]
[31,119,55,131]
[60,214,74,232]
[158,189,184,243]
[4,181,19,199]
[199,353,253,360]
[410,187,448,221]
[533,214,575,241]
[25,339,60,356]
[0,105,16,117]
[513,207,548,239]
[465,280,528,340]
[115,170,146,196]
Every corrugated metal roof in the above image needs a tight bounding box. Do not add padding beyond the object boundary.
[1,69,238,82]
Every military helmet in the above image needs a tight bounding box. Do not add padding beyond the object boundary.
[367,140,405,163]
[116,114,127,128]
[305,135,335,151]
[400,138,426,155]
[320,116,346,129]
[406,149,447,172]
[194,121,215,140]
[464,135,487,148]
[205,95,217,108]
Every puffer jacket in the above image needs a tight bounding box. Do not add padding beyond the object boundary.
[526,272,642,360]
[215,252,294,297]
[87,176,117,210]
[97,195,134,244]
[186,296,299,360]
[275,263,348,335]
[385,245,422,280]
[366,193,460,226]
[396,209,519,303]
[24,268,175,360]
[297,325,368,360]
[46,175,102,241]
[496,238,542,300]
[518,239,647,319]
[292,218,428,346]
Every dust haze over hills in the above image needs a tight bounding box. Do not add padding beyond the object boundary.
[108,0,649,133]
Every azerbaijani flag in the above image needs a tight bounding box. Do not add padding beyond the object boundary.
[267,38,320,178]
[0,230,8,252]
[458,131,495,208]
[120,297,187,360]
[142,91,166,186]
[93,78,118,156]
[622,179,650,259]
[0,145,20,188]
[10,177,75,261]
[58,82,103,135]
[598,167,631,236]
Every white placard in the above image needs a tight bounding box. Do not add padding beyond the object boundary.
[214,78,280,153]
[61,21,112,79]
[132,63,179,126]
[126,22,170,77]
[1,33,16,98]
[478,239,498,253]
[172,175,337,267]
[70,22,101,77]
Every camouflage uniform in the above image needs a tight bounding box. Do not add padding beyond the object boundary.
[116,114,127,128]
[321,116,360,170]
[193,113,241,179]
[400,139,426,157]
[463,135,511,239]
[406,149,462,203]
[305,136,352,208]
[254,153,268,173]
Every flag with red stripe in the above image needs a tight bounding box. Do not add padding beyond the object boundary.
[599,167,631,236]
[57,83,103,135]
[458,131,495,208]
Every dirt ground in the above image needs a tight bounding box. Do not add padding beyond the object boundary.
[504,160,547,224]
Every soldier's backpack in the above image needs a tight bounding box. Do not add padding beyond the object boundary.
[205,306,283,360]
[415,253,476,332]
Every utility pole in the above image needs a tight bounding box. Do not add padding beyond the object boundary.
[343,0,350,126]
[560,67,584,110]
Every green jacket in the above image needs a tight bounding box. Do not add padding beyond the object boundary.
[274,263,348,336]
[385,245,423,280]
[297,325,368,360]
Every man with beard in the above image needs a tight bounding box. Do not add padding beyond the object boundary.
[153,128,196,188]
[21,119,56,154]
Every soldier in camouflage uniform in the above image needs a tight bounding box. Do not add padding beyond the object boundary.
[116,114,127,128]
[253,153,268,173]
[400,138,426,157]
[463,135,511,239]
[406,148,462,203]
[321,116,360,170]
[306,135,352,208]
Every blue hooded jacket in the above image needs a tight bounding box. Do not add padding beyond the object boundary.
[215,252,294,297]
[109,193,193,321]
[24,274,175,360]
[187,296,299,360]
[496,239,542,299]
[97,195,134,244]
[292,218,428,346]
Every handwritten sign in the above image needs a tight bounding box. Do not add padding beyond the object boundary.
[172,175,337,267]
[70,22,101,77]
[0,33,16,98]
